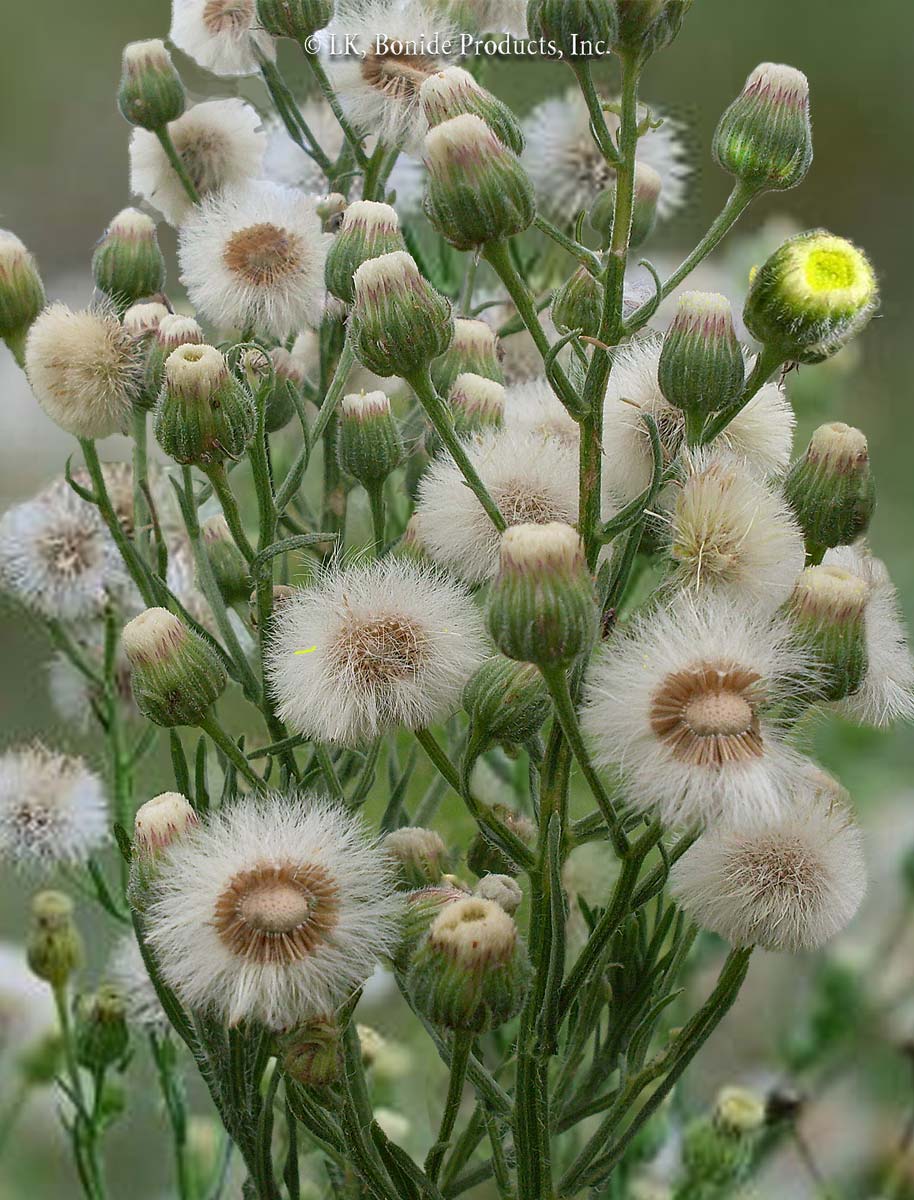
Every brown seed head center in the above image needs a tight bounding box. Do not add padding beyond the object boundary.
[42,526,97,580]
[214,861,339,965]
[224,223,303,287]
[333,614,427,685]
[361,49,437,101]
[202,0,254,35]
[650,663,765,766]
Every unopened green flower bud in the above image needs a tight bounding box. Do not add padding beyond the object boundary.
[615,0,691,60]
[463,655,550,750]
[396,883,469,969]
[526,0,619,60]
[325,201,406,305]
[714,62,812,195]
[589,162,662,250]
[714,1086,767,1135]
[155,343,256,466]
[27,891,84,989]
[18,1032,63,1087]
[431,318,503,396]
[201,515,251,605]
[424,115,535,251]
[467,806,536,879]
[265,347,306,432]
[474,874,523,915]
[420,67,524,155]
[0,230,45,362]
[352,251,454,379]
[122,608,226,728]
[407,897,531,1032]
[75,986,130,1073]
[383,827,449,889]
[785,565,869,702]
[118,39,185,131]
[679,1103,757,1195]
[552,267,605,339]
[337,390,403,488]
[93,209,166,312]
[488,523,599,668]
[658,292,745,432]
[744,231,879,362]
[147,311,202,386]
[280,1017,342,1087]
[256,0,332,41]
[785,423,876,552]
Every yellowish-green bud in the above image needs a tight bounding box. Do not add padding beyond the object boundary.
[383,827,449,889]
[424,115,535,251]
[713,1086,767,1135]
[615,0,692,60]
[325,201,406,305]
[420,67,524,156]
[407,897,531,1032]
[352,251,454,379]
[201,514,251,605]
[785,422,876,553]
[467,806,536,879]
[118,39,185,131]
[93,209,166,312]
[280,1017,342,1088]
[785,565,869,702]
[122,608,226,728]
[552,267,605,340]
[75,985,130,1073]
[590,162,662,250]
[463,655,550,750]
[487,523,599,668]
[0,230,45,361]
[714,63,813,194]
[27,891,84,989]
[431,318,503,396]
[256,0,332,40]
[658,292,745,432]
[744,230,879,362]
[337,390,404,487]
[526,0,619,60]
[155,343,256,465]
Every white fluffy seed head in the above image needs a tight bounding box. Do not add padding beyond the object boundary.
[156,314,204,352]
[106,935,168,1029]
[415,428,581,583]
[582,591,817,829]
[267,557,487,746]
[178,181,330,338]
[0,483,128,620]
[134,792,199,856]
[427,897,517,967]
[123,301,170,338]
[602,337,795,503]
[663,449,806,611]
[503,377,580,449]
[25,303,143,438]
[145,792,404,1029]
[0,743,109,868]
[169,0,276,77]
[264,100,348,194]
[130,98,266,226]
[523,87,689,224]
[669,774,866,952]
[824,545,914,726]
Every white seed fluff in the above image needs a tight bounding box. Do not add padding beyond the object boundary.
[415,428,581,583]
[0,743,109,868]
[522,87,689,225]
[169,0,275,77]
[825,545,914,726]
[25,304,142,440]
[145,793,404,1029]
[502,377,580,450]
[581,592,817,829]
[0,941,57,1061]
[106,935,168,1030]
[130,99,266,226]
[669,777,866,952]
[602,337,795,503]
[178,181,331,337]
[663,449,806,611]
[264,101,348,193]
[267,557,487,745]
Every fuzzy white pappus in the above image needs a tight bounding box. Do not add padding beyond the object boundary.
[670,770,866,952]
[106,935,168,1030]
[179,180,331,338]
[130,99,266,227]
[0,484,129,621]
[581,591,819,829]
[170,0,275,77]
[502,377,580,450]
[267,556,487,745]
[415,427,583,583]
[662,448,806,612]
[0,743,109,868]
[602,336,795,504]
[824,545,914,727]
[145,792,404,1029]
[264,101,348,193]
[321,0,455,153]
[522,87,690,226]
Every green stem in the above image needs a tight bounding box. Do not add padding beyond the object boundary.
[533,215,602,274]
[154,126,201,205]
[302,49,370,170]
[426,1031,473,1184]
[79,439,157,607]
[54,984,107,1200]
[701,342,785,443]
[315,744,346,804]
[407,368,506,533]
[132,409,152,563]
[205,463,257,563]
[104,607,132,895]
[368,483,386,553]
[199,713,268,795]
[0,1080,30,1158]
[569,60,621,167]
[259,56,334,178]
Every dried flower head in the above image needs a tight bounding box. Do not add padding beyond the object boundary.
[415,428,582,583]
[25,304,143,439]
[179,181,330,337]
[582,592,816,828]
[130,98,266,226]
[670,775,866,951]
[0,743,108,868]
[170,0,275,77]
[146,793,403,1028]
[267,557,487,745]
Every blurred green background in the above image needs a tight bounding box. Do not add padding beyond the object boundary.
[1,0,913,1195]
